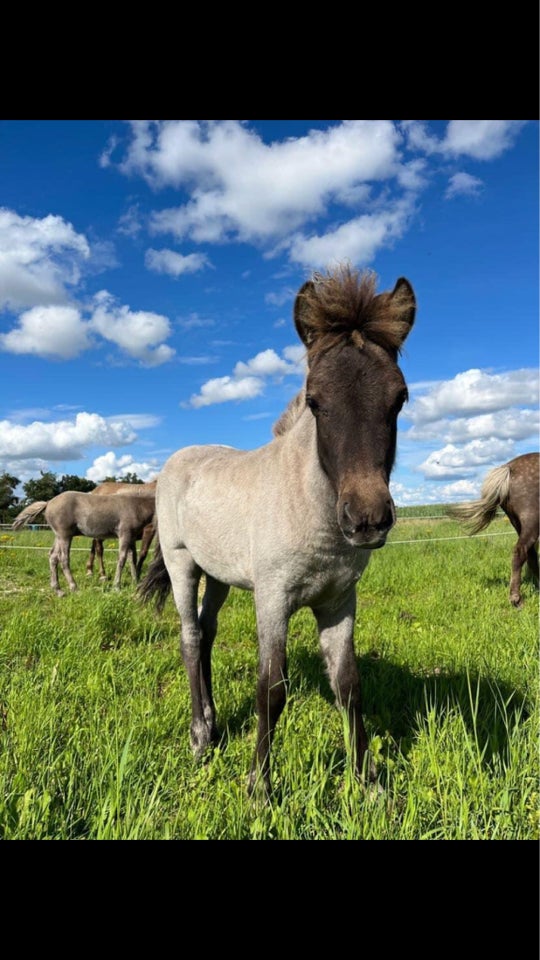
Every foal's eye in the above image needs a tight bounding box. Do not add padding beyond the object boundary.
[306,394,320,414]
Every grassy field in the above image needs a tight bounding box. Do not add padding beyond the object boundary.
[0,514,538,840]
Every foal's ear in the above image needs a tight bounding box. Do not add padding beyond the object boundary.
[294,280,317,347]
[388,277,416,342]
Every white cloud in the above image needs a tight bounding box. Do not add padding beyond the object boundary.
[407,408,539,444]
[90,291,175,366]
[116,120,403,252]
[106,413,162,430]
[145,248,211,277]
[405,368,539,424]
[445,172,484,200]
[86,451,160,483]
[419,439,516,480]
[0,305,91,358]
[403,120,526,161]
[0,208,90,311]
[438,479,481,501]
[117,203,143,237]
[177,312,215,329]
[287,199,414,269]
[0,412,136,461]
[185,343,306,409]
[186,375,264,408]
[234,348,300,379]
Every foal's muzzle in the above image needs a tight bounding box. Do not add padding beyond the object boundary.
[338,494,395,549]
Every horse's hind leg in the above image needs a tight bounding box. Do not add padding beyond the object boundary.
[509,536,529,607]
[113,536,134,588]
[198,575,230,744]
[51,536,77,596]
[49,539,65,597]
[86,540,97,577]
[135,524,155,580]
[314,588,376,784]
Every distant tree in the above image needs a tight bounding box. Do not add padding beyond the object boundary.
[119,473,143,484]
[101,475,118,483]
[0,472,20,520]
[22,471,61,503]
[59,475,96,493]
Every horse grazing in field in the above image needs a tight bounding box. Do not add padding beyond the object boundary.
[86,480,157,581]
[13,491,156,596]
[139,266,416,794]
[449,452,539,607]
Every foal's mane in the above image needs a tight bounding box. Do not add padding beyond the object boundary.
[272,390,305,437]
[300,265,412,356]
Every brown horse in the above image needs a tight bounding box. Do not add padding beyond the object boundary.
[140,266,416,794]
[13,490,156,596]
[87,481,157,581]
[449,452,539,606]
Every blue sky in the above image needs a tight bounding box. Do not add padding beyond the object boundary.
[0,119,537,504]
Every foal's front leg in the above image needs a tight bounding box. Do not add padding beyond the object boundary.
[166,548,212,758]
[248,593,289,796]
[314,589,376,783]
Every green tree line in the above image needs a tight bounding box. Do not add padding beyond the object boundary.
[0,471,144,523]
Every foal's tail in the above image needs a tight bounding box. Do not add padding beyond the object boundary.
[449,463,511,534]
[11,501,48,530]
[137,539,172,612]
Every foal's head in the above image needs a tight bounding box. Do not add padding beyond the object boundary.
[295,266,415,548]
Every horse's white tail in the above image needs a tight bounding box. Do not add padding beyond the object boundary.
[449,464,511,534]
[11,501,48,530]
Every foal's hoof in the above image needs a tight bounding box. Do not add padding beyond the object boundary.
[247,768,271,802]
[55,589,65,598]
[510,595,523,608]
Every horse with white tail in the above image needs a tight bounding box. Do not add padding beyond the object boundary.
[139,265,416,795]
[449,453,539,607]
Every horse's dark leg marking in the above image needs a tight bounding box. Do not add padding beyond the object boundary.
[198,576,230,744]
[526,544,539,586]
[314,589,376,783]
[248,595,289,795]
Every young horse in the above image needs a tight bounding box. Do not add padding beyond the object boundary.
[14,491,156,596]
[139,267,416,793]
[449,452,539,607]
[86,480,157,581]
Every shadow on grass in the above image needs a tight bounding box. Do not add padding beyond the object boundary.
[211,640,529,775]
[292,645,530,769]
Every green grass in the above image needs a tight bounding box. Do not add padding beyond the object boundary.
[0,518,537,839]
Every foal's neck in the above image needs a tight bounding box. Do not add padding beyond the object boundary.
[277,406,337,511]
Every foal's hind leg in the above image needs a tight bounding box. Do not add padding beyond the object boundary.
[314,588,376,784]
[198,576,230,744]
